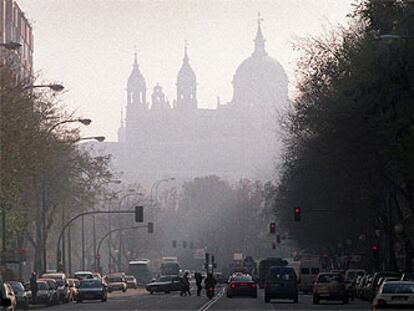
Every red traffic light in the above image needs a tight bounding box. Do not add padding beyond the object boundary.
[270,222,276,234]
[371,244,379,252]
[294,207,301,222]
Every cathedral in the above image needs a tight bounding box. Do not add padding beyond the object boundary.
[104,19,288,184]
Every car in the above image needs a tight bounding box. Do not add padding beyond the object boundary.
[369,272,401,301]
[313,272,348,304]
[264,266,298,303]
[34,281,54,306]
[2,283,16,311]
[145,275,184,294]
[41,273,70,303]
[37,278,59,305]
[345,269,365,300]
[73,271,94,280]
[372,281,414,310]
[104,274,127,293]
[125,275,138,289]
[227,274,257,299]
[67,279,79,301]
[6,282,29,310]
[77,279,107,303]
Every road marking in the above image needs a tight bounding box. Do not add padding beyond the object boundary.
[197,288,225,311]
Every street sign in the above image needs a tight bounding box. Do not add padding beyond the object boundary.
[233,253,243,261]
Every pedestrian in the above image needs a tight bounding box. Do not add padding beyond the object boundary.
[180,272,191,296]
[30,271,38,304]
[195,272,203,296]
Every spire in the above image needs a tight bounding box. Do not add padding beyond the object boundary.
[133,46,139,68]
[254,12,267,56]
[183,39,189,63]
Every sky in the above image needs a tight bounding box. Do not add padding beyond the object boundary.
[19,0,356,141]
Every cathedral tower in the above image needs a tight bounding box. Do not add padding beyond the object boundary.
[176,45,197,110]
[127,52,147,110]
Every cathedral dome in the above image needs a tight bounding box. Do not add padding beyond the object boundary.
[231,20,288,107]
[128,52,146,89]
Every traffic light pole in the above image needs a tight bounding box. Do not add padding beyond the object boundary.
[95,224,150,273]
[55,210,139,271]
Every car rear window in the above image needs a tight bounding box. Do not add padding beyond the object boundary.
[318,274,343,283]
[80,280,101,288]
[232,275,252,282]
[107,277,122,282]
[311,268,320,275]
[383,283,414,294]
[301,268,310,274]
[37,283,48,290]
[268,268,295,281]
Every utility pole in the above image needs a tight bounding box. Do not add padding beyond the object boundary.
[81,215,85,270]
[68,225,72,275]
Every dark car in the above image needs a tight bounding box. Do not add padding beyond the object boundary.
[145,275,184,294]
[226,274,257,298]
[264,266,298,303]
[7,281,30,310]
[41,273,69,303]
[35,281,54,306]
[125,275,138,289]
[77,279,107,303]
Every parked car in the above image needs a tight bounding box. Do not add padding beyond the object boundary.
[2,283,16,311]
[104,274,127,293]
[372,281,414,310]
[264,266,298,303]
[125,275,138,289]
[361,274,374,301]
[313,272,348,304]
[41,273,69,303]
[6,282,29,310]
[145,275,184,294]
[226,273,257,299]
[67,279,79,301]
[34,281,54,306]
[345,269,365,300]
[369,272,401,301]
[37,278,59,305]
[77,279,107,303]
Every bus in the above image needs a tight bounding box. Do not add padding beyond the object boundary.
[257,257,288,288]
[128,259,153,285]
[160,258,181,276]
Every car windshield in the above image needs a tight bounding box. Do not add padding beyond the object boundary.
[9,282,24,292]
[383,283,414,294]
[80,280,101,288]
[318,274,343,283]
[37,283,48,290]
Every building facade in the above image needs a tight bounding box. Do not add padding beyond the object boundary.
[0,0,33,79]
[103,19,289,185]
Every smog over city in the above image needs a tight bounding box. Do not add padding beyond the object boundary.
[2,1,414,310]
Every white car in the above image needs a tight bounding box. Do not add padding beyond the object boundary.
[372,281,414,310]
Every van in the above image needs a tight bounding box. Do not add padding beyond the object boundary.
[264,266,299,303]
[298,260,321,294]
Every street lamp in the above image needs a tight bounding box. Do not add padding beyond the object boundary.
[0,41,21,50]
[47,118,92,134]
[77,136,105,142]
[23,83,65,92]
[150,177,175,202]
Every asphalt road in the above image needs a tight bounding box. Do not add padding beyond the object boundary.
[33,287,371,311]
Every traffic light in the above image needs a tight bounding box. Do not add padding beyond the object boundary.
[272,242,276,249]
[371,244,380,268]
[172,240,177,248]
[147,222,154,234]
[276,234,281,244]
[135,206,144,222]
[269,222,276,234]
[294,207,301,222]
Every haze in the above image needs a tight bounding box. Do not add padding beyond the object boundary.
[19,0,354,141]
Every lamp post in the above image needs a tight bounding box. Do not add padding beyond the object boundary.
[23,84,65,92]
[150,177,175,204]
[0,41,21,50]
